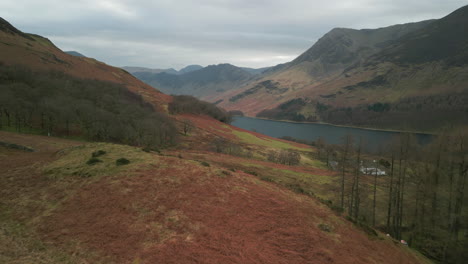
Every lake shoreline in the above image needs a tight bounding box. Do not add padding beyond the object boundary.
[240,116,436,136]
[232,116,434,152]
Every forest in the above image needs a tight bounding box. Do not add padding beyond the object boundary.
[0,63,177,148]
[310,131,468,264]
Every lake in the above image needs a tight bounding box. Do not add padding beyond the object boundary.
[231,116,433,152]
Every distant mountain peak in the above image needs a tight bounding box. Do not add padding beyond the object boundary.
[131,63,253,97]
[65,51,85,57]
[179,64,203,74]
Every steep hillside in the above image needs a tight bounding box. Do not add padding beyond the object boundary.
[212,20,432,113]
[0,131,430,264]
[372,5,468,65]
[214,5,468,131]
[133,63,255,97]
[0,17,170,110]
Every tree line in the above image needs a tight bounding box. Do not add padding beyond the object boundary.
[0,63,177,148]
[169,95,232,123]
[312,131,468,264]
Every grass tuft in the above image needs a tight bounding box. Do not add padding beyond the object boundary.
[116,158,130,166]
[92,150,106,157]
[44,142,157,179]
[200,161,210,167]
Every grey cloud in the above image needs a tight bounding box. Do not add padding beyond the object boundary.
[1,0,466,69]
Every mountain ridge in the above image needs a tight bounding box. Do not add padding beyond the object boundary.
[132,63,255,97]
[212,5,468,131]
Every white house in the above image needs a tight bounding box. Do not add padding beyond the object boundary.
[360,167,386,176]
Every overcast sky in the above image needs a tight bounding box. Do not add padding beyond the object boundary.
[1,0,466,69]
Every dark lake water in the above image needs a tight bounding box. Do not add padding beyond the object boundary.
[232,117,433,152]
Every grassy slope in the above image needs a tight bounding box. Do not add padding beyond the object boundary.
[0,122,432,264]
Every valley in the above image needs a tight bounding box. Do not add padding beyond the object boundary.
[125,5,468,132]
[1,3,468,264]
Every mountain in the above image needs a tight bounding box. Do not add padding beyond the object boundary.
[214,5,468,131]
[122,66,179,75]
[123,65,203,76]
[241,66,272,75]
[211,19,434,121]
[178,64,203,74]
[0,17,170,110]
[133,63,255,97]
[372,5,468,65]
[127,64,273,97]
[65,50,85,57]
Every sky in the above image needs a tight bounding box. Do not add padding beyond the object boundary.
[1,0,467,69]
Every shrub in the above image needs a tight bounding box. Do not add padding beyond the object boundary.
[92,150,106,157]
[86,157,102,165]
[260,176,274,182]
[218,170,231,177]
[345,216,378,237]
[244,170,258,176]
[287,183,305,194]
[330,205,344,214]
[116,158,130,166]
[318,223,332,232]
[142,147,160,153]
[200,161,210,167]
[379,158,391,168]
[142,147,151,152]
